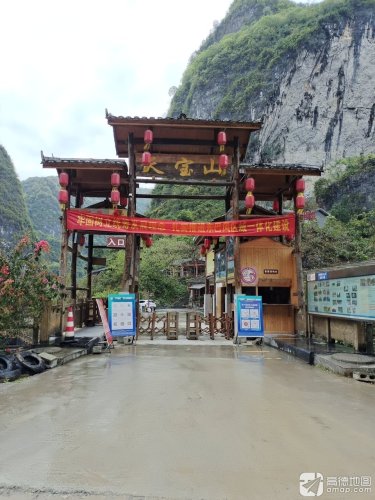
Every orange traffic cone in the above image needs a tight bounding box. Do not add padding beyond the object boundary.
[64,306,75,340]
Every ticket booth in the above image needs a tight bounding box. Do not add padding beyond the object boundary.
[239,238,298,334]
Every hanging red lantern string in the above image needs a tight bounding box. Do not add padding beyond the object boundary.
[203,237,211,250]
[111,172,120,187]
[59,172,69,188]
[144,129,153,151]
[219,154,229,170]
[142,151,152,166]
[244,176,255,214]
[217,131,227,153]
[58,188,69,210]
[272,199,280,213]
[295,177,305,214]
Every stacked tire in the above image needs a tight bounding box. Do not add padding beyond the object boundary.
[15,351,46,375]
[0,354,21,382]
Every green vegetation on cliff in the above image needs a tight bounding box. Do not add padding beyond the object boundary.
[0,146,33,251]
[169,0,375,119]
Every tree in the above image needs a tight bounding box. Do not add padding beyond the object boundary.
[0,236,61,343]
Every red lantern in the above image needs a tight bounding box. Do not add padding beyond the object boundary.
[219,154,229,169]
[245,177,255,192]
[295,193,305,210]
[111,189,120,205]
[217,131,227,146]
[78,234,85,247]
[144,129,153,145]
[272,199,280,212]
[120,196,128,207]
[58,189,69,205]
[200,245,207,256]
[204,238,211,250]
[142,151,152,166]
[245,193,255,209]
[111,172,120,187]
[296,178,305,192]
[145,237,153,248]
[59,172,69,187]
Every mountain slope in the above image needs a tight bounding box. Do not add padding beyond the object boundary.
[169,0,375,167]
[0,145,33,251]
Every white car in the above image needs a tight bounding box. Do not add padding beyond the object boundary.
[139,300,156,312]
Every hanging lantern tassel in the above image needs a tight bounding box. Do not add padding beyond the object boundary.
[111,187,120,209]
[245,192,255,214]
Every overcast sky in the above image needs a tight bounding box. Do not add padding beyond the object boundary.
[0,0,320,181]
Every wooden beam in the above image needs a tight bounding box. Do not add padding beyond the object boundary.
[137,178,233,187]
[136,194,227,200]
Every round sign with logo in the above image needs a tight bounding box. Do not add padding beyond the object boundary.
[241,267,257,285]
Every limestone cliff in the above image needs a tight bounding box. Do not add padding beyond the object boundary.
[169,0,375,169]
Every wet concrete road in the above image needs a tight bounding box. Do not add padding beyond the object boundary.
[0,344,374,500]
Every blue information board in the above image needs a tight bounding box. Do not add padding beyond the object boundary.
[235,295,264,337]
[108,293,136,337]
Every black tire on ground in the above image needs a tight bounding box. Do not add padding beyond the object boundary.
[0,367,22,381]
[0,355,13,372]
[16,352,46,375]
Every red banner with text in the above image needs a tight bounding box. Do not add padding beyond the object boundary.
[66,209,295,238]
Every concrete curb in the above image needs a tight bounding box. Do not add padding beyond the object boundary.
[263,336,314,365]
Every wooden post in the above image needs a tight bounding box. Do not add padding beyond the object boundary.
[294,208,306,335]
[87,234,94,299]
[58,211,69,336]
[121,132,136,292]
[71,232,78,304]
[233,137,241,296]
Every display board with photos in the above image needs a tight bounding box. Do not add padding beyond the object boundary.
[307,274,375,320]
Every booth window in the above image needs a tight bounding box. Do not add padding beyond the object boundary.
[258,287,290,304]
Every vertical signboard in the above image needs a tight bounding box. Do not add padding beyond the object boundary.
[234,295,264,338]
[108,293,136,337]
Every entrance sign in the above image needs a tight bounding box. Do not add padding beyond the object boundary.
[234,295,264,337]
[108,293,136,337]
[106,236,126,248]
[135,154,231,180]
[67,209,295,238]
[95,298,113,345]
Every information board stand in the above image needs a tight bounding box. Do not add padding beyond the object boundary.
[108,293,136,342]
[234,294,264,344]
